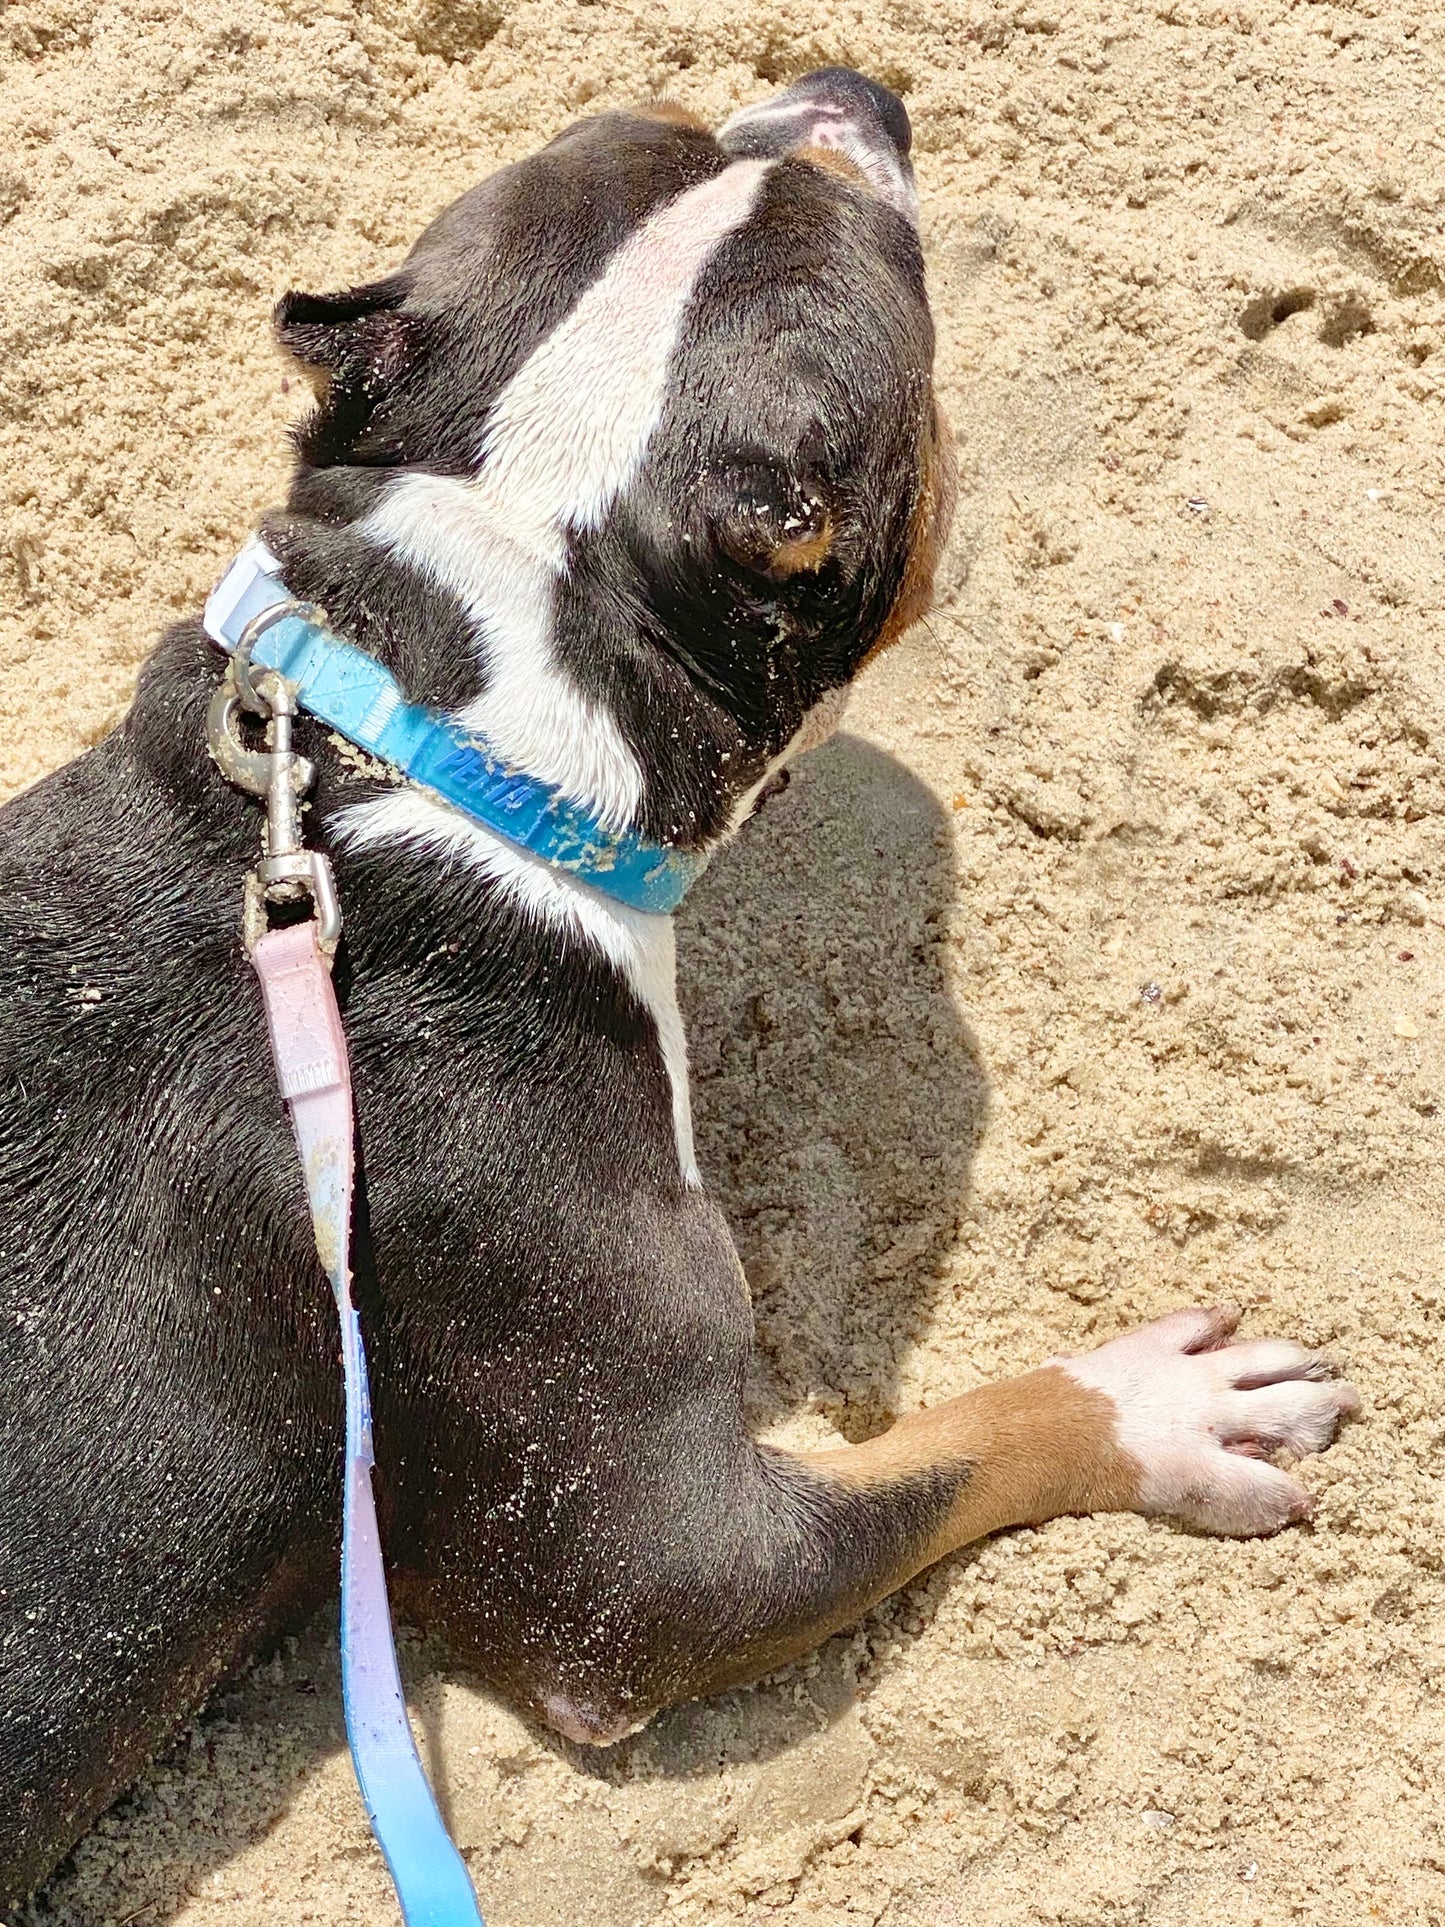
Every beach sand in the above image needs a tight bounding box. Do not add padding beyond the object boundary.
[3,0,1444,1920]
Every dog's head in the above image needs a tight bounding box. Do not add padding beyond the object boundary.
[271,69,953,845]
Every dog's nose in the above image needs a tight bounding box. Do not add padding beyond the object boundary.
[717,67,918,225]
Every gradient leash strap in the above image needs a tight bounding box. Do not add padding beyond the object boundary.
[252,921,485,1927]
[208,624,484,1927]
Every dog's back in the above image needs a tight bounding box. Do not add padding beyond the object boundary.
[1,78,944,1898]
[0,670,347,1896]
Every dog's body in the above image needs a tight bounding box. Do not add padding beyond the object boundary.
[0,75,1356,1908]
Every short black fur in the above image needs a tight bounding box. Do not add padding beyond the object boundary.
[1,81,950,1907]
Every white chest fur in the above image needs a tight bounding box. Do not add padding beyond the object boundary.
[337,790,700,1189]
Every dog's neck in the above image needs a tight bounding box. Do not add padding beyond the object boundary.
[256,471,840,1200]
[261,469,787,858]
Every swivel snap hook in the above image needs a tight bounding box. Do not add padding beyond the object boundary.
[205,601,343,957]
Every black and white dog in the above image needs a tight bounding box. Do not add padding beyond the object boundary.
[0,70,1356,1907]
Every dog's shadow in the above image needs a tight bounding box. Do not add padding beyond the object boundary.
[26,734,985,1924]
[679,730,985,1442]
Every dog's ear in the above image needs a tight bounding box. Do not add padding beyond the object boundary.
[712,462,834,580]
[273,277,422,394]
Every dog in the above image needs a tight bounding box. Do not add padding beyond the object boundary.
[0,68,1358,1907]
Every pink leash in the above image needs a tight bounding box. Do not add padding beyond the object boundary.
[210,619,485,1926]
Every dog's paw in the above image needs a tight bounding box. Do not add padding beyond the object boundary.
[1057,1305,1359,1536]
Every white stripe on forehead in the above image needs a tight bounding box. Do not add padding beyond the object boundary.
[475,158,772,558]
[355,158,772,832]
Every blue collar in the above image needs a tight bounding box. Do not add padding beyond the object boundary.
[203,541,707,915]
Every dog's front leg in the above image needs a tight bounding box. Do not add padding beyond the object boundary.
[807,1304,1358,1552]
[513,1304,1358,1743]
[657,1304,1357,1717]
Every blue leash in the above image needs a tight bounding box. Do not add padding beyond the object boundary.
[221,642,486,1924]
[335,1275,485,1924]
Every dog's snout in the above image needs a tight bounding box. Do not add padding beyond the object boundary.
[717,67,918,225]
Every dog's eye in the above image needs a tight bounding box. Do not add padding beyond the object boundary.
[712,464,834,580]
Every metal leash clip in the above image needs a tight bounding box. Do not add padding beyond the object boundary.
[206,601,343,957]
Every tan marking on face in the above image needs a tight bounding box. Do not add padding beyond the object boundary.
[863,397,957,665]
[636,100,710,132]
[768,512,834,577]
[794,143,871,191]
[809,1364,1142,1563]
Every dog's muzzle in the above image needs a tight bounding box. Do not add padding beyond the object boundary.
[718,66,918,226]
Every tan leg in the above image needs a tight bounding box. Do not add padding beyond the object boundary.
[808,1364,1143,1569]
[804,1304,1359,1584]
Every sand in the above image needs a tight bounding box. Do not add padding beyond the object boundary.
[3,0,1445,1920]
